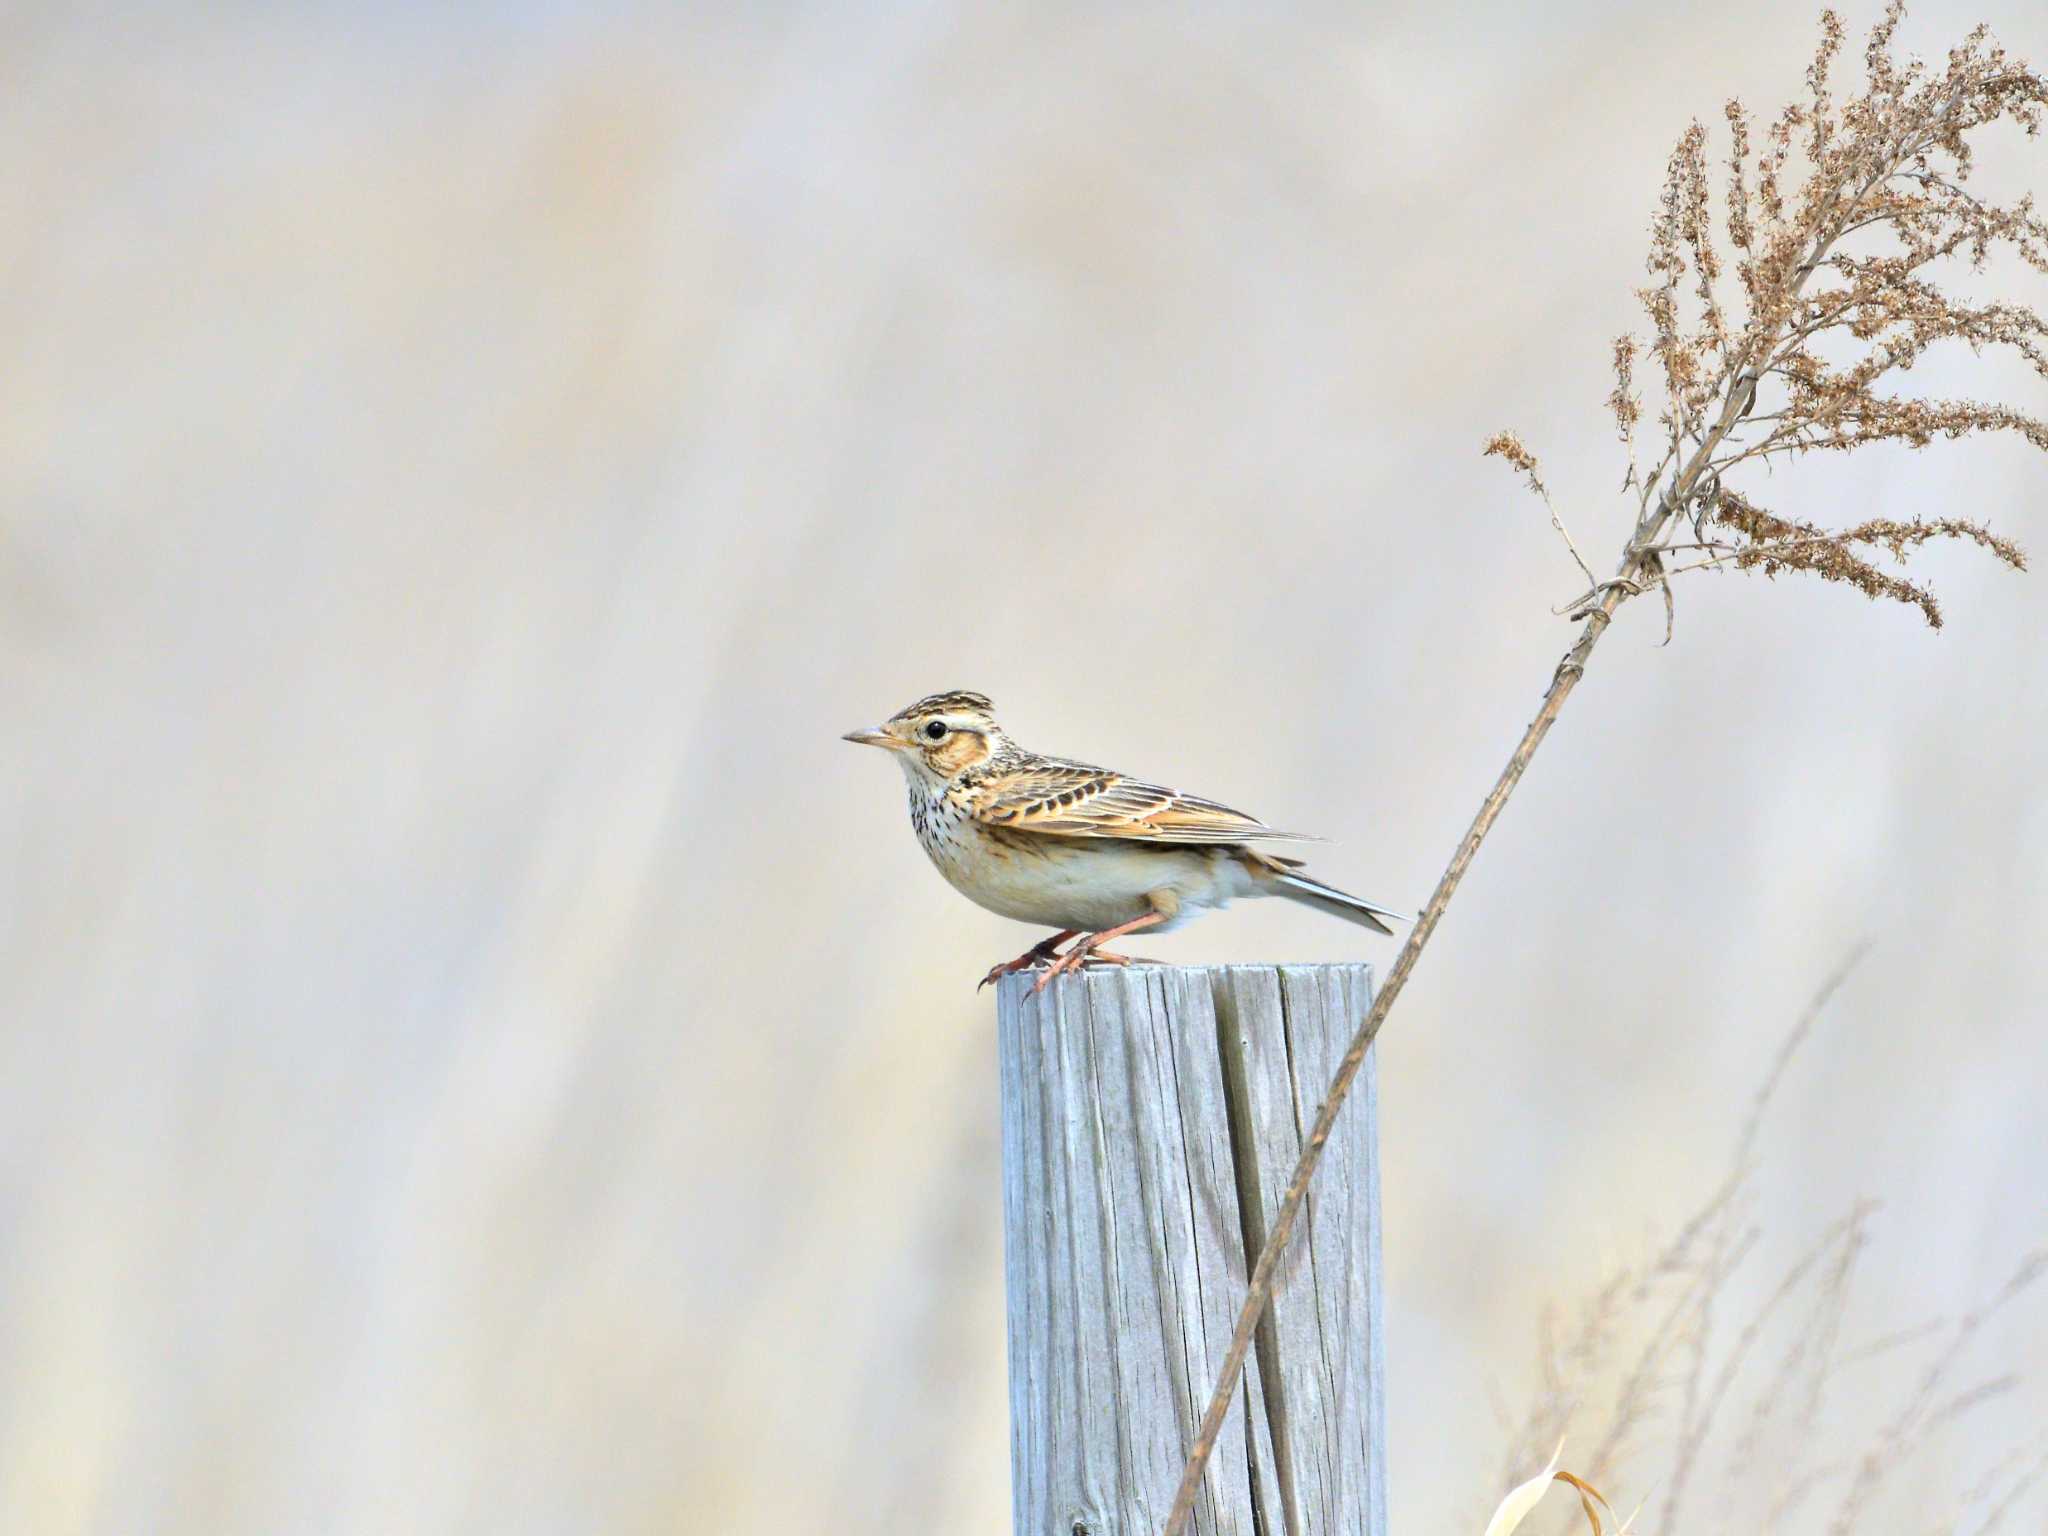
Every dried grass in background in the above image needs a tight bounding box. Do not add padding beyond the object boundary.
[1495,950,2048,1533]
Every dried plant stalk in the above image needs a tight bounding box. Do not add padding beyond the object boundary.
[1162,11,2044,1532]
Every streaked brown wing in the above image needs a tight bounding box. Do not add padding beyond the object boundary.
[961,758,1314,844]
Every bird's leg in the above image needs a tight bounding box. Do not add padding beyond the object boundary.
[979,930,1081,991]
[1031,911,1168,993]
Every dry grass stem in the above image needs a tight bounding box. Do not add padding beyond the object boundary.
[1161,15,2043,1531]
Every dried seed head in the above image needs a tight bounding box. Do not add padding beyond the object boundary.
[1490,5,2043,632]
[1484,431,1544,486]
[1608,336,1641,441]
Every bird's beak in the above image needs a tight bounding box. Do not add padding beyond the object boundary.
[842,727,909,751]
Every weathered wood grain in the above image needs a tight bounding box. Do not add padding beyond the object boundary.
[997,964,1385,1536]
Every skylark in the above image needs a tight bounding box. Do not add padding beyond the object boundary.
[844,690,1403,991]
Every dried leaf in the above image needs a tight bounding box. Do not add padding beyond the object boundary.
[1484,1443,1619,1536]
[1484,1443,1564,1536]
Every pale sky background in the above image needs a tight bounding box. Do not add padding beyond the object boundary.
[2,3,2044,1532]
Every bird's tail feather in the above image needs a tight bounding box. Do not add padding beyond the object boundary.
[1242,850,1404,935]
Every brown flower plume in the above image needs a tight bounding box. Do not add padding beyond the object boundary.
[1497,2,2043,629]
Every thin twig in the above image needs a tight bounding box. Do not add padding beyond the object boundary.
[1485,433,1601,588]
[1546,493,1602,588]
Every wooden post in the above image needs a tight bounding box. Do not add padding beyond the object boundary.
[997,964,1387,1536]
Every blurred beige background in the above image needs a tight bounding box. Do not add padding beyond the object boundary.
[2,2,2043,1531]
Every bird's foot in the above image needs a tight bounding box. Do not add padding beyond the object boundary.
[978,930,1080,991]
[1028,909,1170,993]
[1029,936,1122,993]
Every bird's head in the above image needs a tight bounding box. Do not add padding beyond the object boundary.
[843,690,1003,785]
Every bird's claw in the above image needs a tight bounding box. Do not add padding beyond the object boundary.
[977,958,1028,991]
[980,933,1141,994]
[1030,941,1103,994]
[978,932,1079,991]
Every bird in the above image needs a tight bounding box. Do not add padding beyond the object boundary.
[842,690,1404,991]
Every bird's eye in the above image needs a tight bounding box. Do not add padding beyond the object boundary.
[924,720,949,741]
